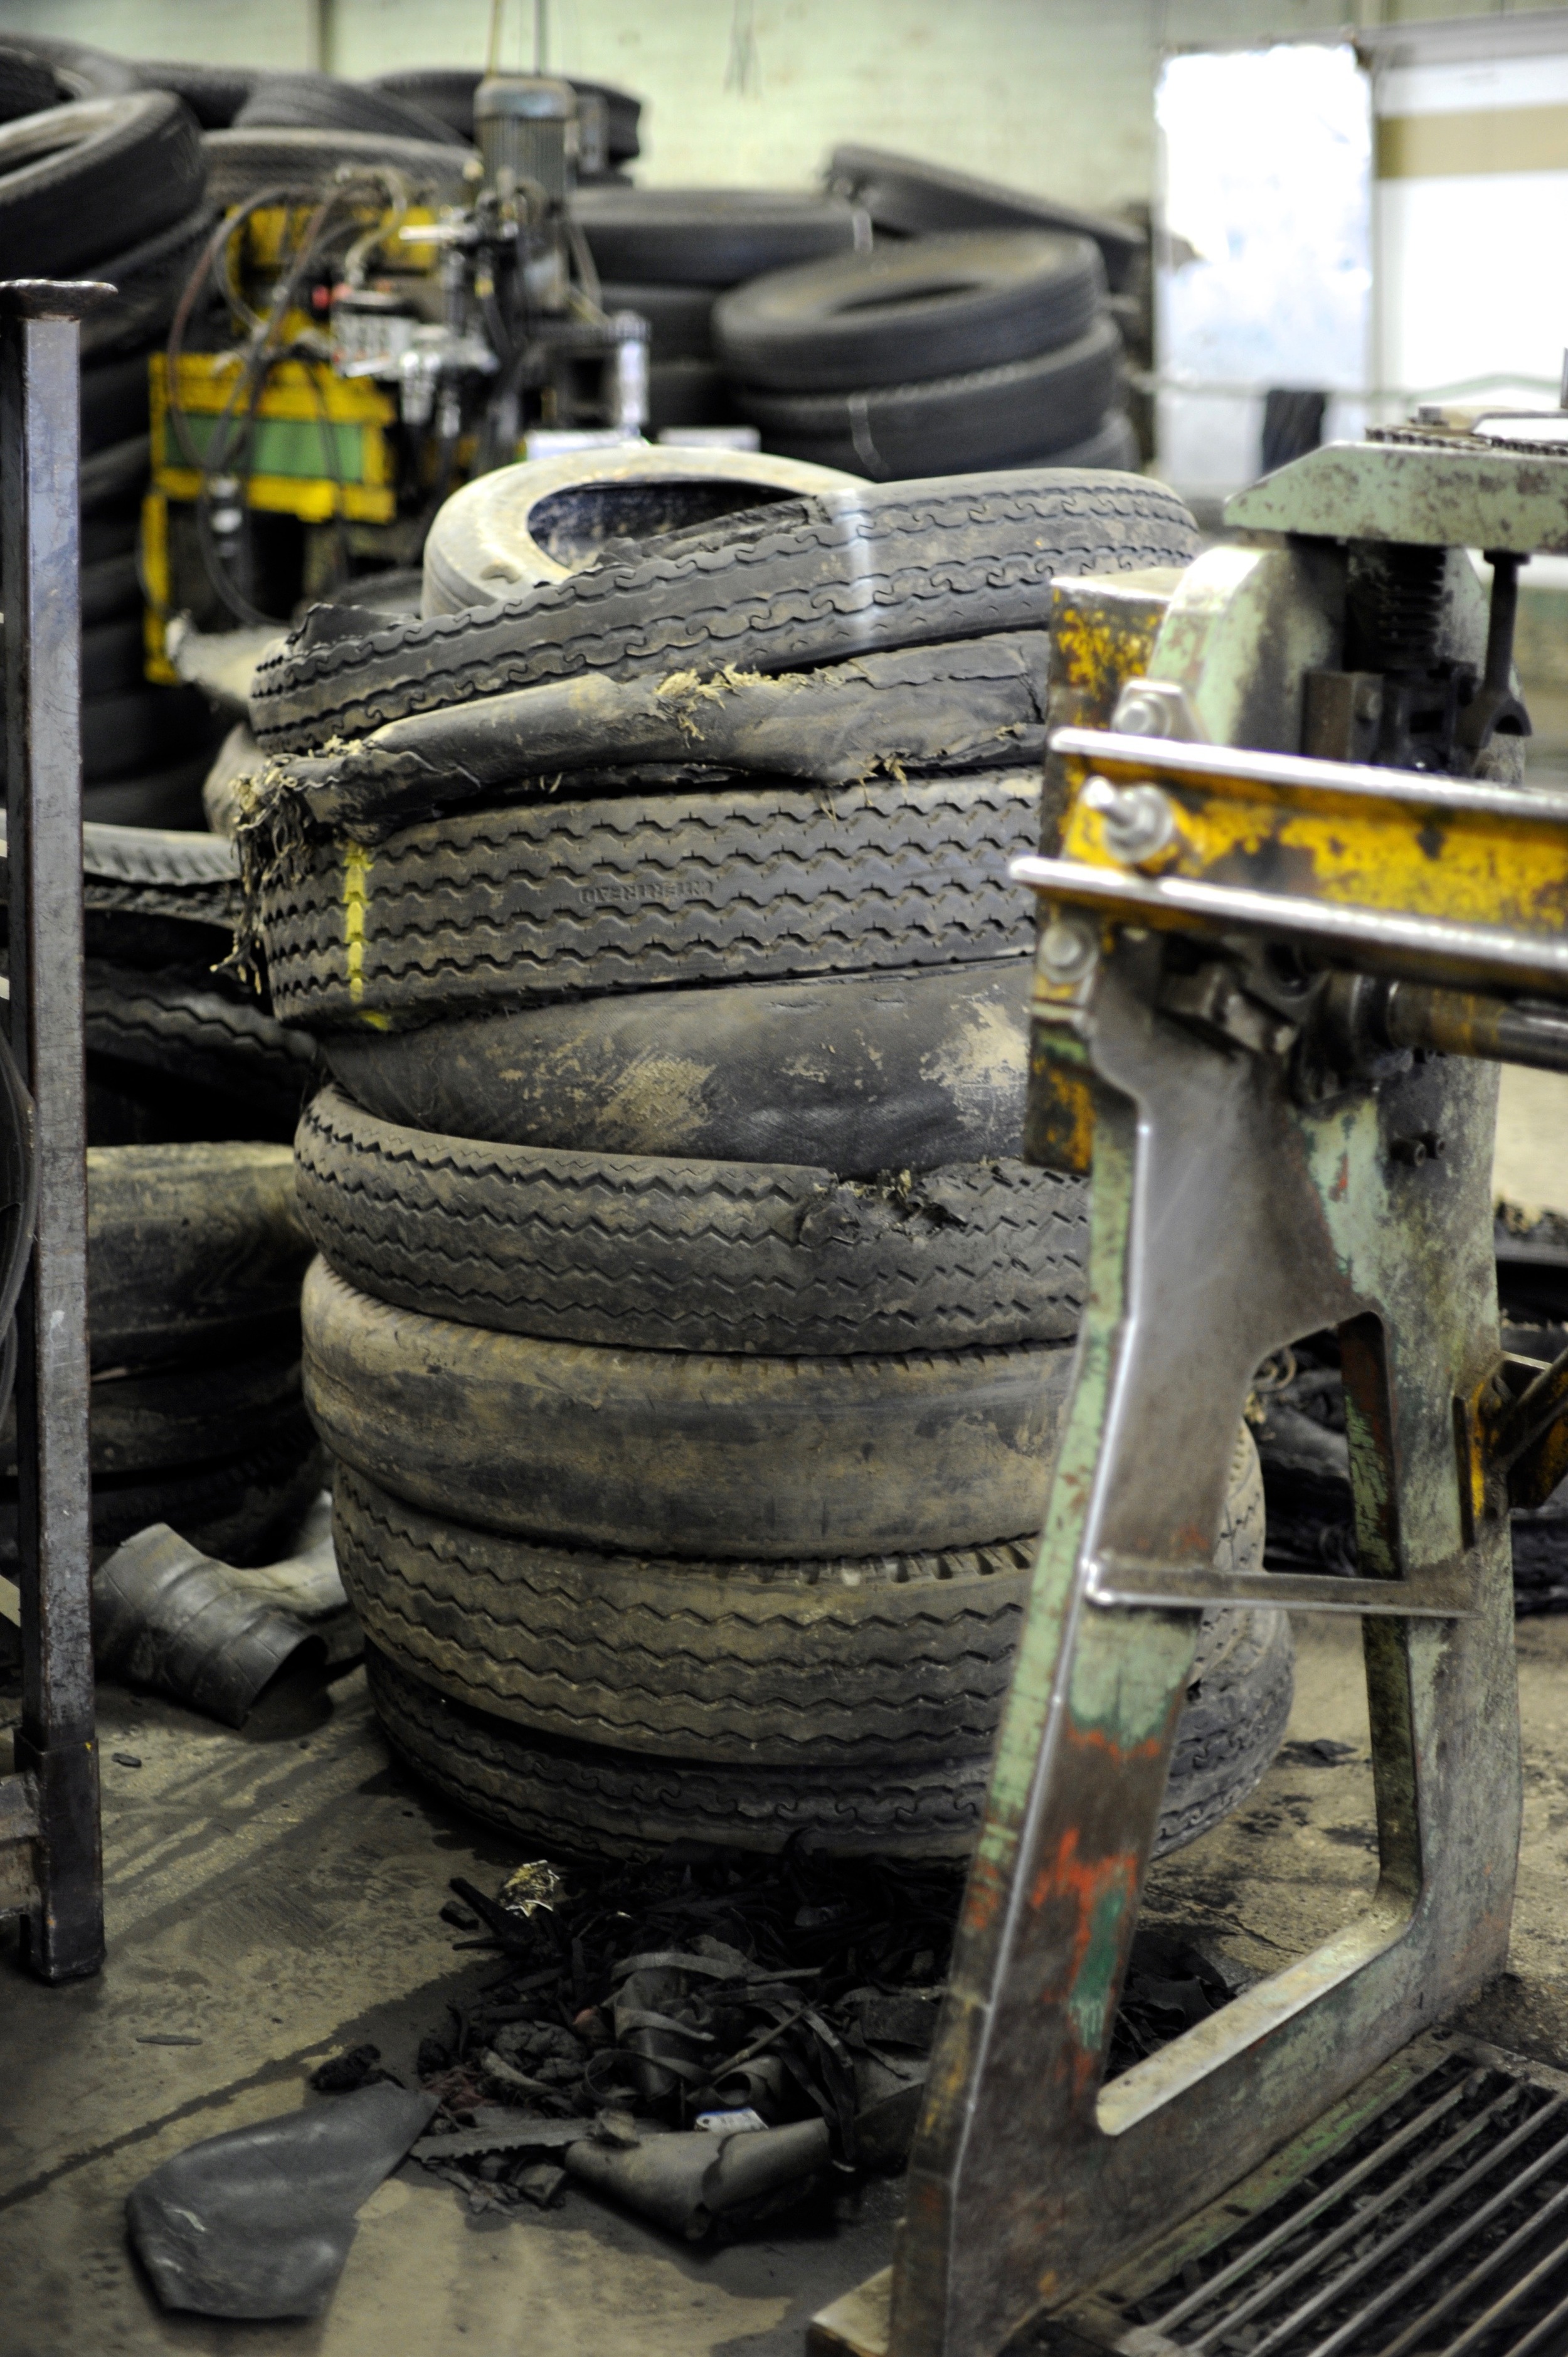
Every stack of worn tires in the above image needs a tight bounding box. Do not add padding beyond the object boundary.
[573,186,866,440]
[716,229,1135,481]
[0,46,224,826]
[236,457,1291,1862]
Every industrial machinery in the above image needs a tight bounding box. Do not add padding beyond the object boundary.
[812,421,1568,2356]
[144,74,647,653]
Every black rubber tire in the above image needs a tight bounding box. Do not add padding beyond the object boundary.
[235,71,467,146]
[251,469,1199,752]
[88,1141,310,1373]
[295,1083,1086,1354]
[81,684,216,787]
[0,92,204,277]
[767,405,1142,484]
[80,432,150,517]
[82,348,151,455]
[575,188,861,287]
[304,1256,1075,1559]
[600,282,714,361]
[82,758,216,836]
[82,548,142,628]
[81,615,145,700]
[364,1594,1291,1861]
[203,126,474,211]
[339,1432,1266,1773]
[78,205,215,364]
[736,314,1122,482]
[80,818,240,927]
[715,231,1104,393]
[420,445,852,613]
[255,770,1040,1031]
[0,46,63,125]
[324,957,1030,1174]
[2,1343,301,1481]
[0,36,139,103]
[134,59,258,129]
[84,961,320,1129]
[649,359,735,433]
[828,144,1143,296]
[50,1422,321,1569]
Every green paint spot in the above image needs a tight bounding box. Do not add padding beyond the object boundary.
[1067,1878,1130,2053]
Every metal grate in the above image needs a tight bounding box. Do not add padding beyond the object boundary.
[1083,2039,1568,2357]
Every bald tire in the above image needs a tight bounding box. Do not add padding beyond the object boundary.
[336,1431,1267,1772]
[363,1607,1291,1863]
[88,1141,309,1371]
[323,959,1032,1176]
[303,1257,1075,1560]
[250,470,1198,752]
[295,1085,1086,1354]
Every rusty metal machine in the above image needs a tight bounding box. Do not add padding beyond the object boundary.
[812,423,1568,2355]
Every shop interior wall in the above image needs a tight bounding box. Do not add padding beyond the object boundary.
[0,0,1562,211]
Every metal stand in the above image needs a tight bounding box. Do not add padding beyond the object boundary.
[1,279,112,1984]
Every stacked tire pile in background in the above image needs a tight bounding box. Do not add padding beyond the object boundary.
[573,184,867,441]
[238,457,1293,1861]
[0,45,223,827]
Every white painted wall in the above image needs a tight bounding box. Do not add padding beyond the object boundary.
[0,0,1447,211]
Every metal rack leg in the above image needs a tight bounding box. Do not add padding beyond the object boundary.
[1,278,114,1984]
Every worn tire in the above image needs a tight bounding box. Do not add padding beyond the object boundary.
[79,205,216,363]
[324,957,1030,1173]
[575,188,861,286]
[80,684,216,787]
[1,1420,326,1569]
[251,469,1199,752]
[0,36,139,102]
[827,144,1143,294]
[134,58,257,128]
[1,1349,304,1482]
[203,126,474,211]
[421,445,853,614]
[714,231,1104,392]
[600,281,714,361]
[257,771,1039,1030]
[84,961,320,1129]
[0,93,204,277]
[364,1598,1290,1861]
[341,1431,1269,1776]
[738,316,1121,481]
[234,71,467,146]
[295,1084,1085,1354]
[82,349,152,455]
[88,1142,310,1372]
[785,405,1141,484]
[304,1257,1075,1558]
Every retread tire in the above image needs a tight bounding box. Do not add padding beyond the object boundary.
[295,1084,1086,1354]
[256,771,1040,1030]
[303,1257,1076,1559]
[0,93,204,277]
[421,444,853,614]
[322,958,1031,1174]
[250,470,1200,752]
[736,316,1122,482]
[713,231,1105,393]
[364,1596,1291,1862]
[340,1439,1268,1774]
[88,1141,309,1371]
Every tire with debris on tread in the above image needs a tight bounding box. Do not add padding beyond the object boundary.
[339,1434,1269,1774]
[256,772,1041,1030]
[203,127,474,213]
[714,231,1106,393]
[84,961,321,1127]
[0,93,204,277]
[421,445,854,614]
[736,316,1122,481]
[88,1142,310,1372]
[324,958,1030,1174]
[364,1605,1291,1862]
[304,1257,1075,1559]
[295,1084,1084,1354]
[249,470,1200,752]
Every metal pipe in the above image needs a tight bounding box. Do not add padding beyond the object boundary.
[1381,979,1568,1072]
[1,277,112,1984]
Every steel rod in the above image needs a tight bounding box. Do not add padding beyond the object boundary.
[1374,2171,1568,2357]
[0,278,112,1984]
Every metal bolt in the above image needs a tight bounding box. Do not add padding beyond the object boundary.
[1115,690,1169,738]
[1082,775,1178,865]
[1038,916,1099,982]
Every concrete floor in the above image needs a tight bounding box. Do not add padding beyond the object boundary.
[5,1618,1568,2357]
